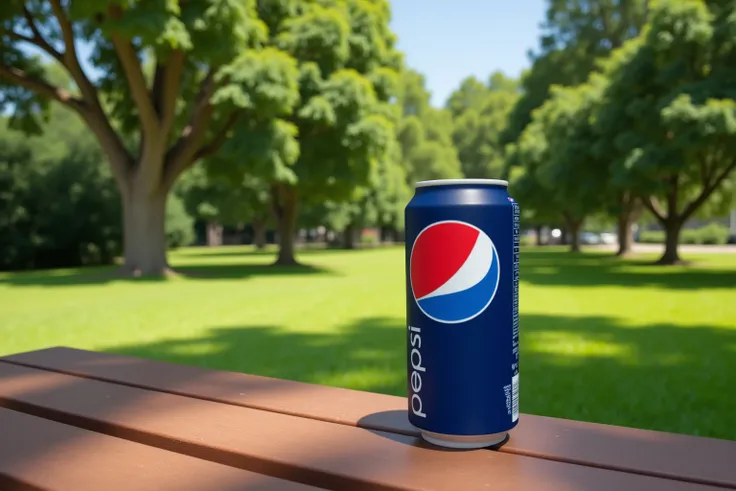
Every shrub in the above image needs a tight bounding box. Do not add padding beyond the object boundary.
[638,230,665,243]
[681,229,700,244]
[1,107,196,270]
[520,234,534,246]
[638,224,729,245]
[0,144,123,270]
[696,223,729,245]
[166,194,195,249]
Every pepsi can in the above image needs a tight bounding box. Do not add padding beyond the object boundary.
[405,178,520,449]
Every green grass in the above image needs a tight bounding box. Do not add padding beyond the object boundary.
[1,245,735,440]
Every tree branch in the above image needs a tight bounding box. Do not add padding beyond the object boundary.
[46,0,104,113]
[111,38,159,137]
[153,50,185,136]
[45,0,134,185]
[270,184,285,220]
[195,112,240,160]
[0,65,85,112]
[15,7,65,62]
[2,27,63,63]
[681,159,736,222]
[162,70,217,188]
[0,65,133,187]
[107,6,159,138]
[641,195,666,223]
[48,0,75,54]
[78,110,134,191]
[2,28,35,45]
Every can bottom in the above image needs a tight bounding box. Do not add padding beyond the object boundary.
[420,430,508,449]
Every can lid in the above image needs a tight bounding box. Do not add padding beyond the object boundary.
[415,178,509,188]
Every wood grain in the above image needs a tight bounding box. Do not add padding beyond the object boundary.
[0,408,320,491]
[4,347,734,488]
[0,361,723,491]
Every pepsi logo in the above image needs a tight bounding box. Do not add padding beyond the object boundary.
[410,221,500,324]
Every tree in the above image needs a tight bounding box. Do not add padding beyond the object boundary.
[212,0,401,265]
[507,164,560,244]
[445,76,489,118]
[509,80,610,252]
[398,69,430,117]
[176,165,272,248]
[502,0,647,146]
[1,0,300,275]
[595,0,736,264]
[0,104,120,269]
[1,100,194,270]
[307,140,409,248]
[396,69,462,184]
[449,72,519,179]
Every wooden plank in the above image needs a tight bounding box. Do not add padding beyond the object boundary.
[0,408,319,491]
[3,347,735,489]
[0,362,722,491]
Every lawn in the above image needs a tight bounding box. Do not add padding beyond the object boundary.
[1,245,735,440]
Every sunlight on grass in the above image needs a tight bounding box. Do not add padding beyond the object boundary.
[526,331,633,361]
[163,341,225,357]
[1,244,735,439]
[317,370,404,392]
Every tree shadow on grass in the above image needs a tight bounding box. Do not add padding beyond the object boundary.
[102,314,736,440]
[108,317,406,397]
[179,245,399,259]
[0,262,335,288]
[177,247,282,258]
[175,262,336,280]
[521,250,736,290]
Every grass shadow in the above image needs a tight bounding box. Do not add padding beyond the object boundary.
[108,317,406,397]
[180,245,394,259]
[177,247,282,258]
[101,314,736,440]
[521,250,736,290]
[518,314,736,439]
[175,262,336,280]
[0,261,336,288]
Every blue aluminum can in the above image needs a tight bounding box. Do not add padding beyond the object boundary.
[405,178,520,449]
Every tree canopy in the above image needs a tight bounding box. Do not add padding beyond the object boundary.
[202,0,401,264]
[593,0,736,262]
[449,72,519,180]
[4,0,736,270]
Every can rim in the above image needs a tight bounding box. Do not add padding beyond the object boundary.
[415,178,509,188]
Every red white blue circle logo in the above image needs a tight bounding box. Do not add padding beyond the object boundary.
[410,221,500,324]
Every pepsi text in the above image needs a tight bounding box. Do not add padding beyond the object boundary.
[409,325,426,418]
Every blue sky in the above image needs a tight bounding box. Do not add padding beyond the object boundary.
[390,0,547,106]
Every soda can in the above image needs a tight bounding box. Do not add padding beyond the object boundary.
[405,178,520,449]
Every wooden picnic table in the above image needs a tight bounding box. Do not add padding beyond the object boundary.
[0,347,734,491]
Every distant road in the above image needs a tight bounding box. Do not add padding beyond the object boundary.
[589,243,736,254]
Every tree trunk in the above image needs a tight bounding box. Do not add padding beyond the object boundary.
[343,223,358,249]
[616,195,642,257]
[616,214,634,256]
[379,226,389,244]
[252,218,267,250]
[569,220,582,253]
[659,220,683,265]
[273,186,299,266]
[535,226,543,246]
[121,189,169,276]
[206,222,223,247]
[560,225,569,245]
[655,175,685,265]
